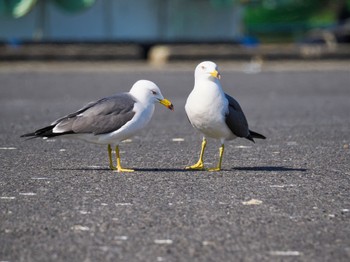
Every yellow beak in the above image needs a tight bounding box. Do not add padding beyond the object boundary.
[159,98,174,111]
[210,70,221,79]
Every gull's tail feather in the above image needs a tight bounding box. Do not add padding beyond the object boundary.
[250,130,266,140]
[20,125,73,139]
[246,130,266,143]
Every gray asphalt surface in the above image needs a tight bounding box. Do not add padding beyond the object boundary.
[1,62,349,262]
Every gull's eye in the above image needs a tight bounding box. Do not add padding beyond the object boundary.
[151,90,157,95]
[201,66,206,70]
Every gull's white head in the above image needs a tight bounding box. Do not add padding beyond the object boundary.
[129,80,173,110]
[195,61,221,81]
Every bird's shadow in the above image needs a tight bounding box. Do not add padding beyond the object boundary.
[54,166,307,173]
[53,167,188,172]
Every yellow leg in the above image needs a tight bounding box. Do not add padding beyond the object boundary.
[207,144,224,172]
[108,144,115,170]
[185,137,207,170]
[108,144,134,172]
[115,145,134,172]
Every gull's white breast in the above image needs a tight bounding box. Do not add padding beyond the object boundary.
[185,81,235,140]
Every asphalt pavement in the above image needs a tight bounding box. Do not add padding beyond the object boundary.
[0,61,349,261]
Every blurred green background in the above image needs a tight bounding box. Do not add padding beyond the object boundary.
[0,0,349,43]
[243,0,350,42]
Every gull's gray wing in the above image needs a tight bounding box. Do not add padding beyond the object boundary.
[53,93,136,135]
[224,93,250,138]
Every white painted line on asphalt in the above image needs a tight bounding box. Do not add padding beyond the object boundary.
[172,138,185,142]
[31,177,50,180]
[270,184,296,188]
[234,145,252,149]
[0,196,16,200]
[269,251,301,256]
[122,139,133,143]
[71,225,90,231]
[114,236,128,241]
[19,192,37,196]
[242,199,263,205]
[154,239,173,244]
[0,147,16,150]
[115,203,133,206]
[59,149,66,152]
[101,203,108,206]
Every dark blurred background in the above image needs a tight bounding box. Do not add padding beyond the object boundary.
[0,0,349,61]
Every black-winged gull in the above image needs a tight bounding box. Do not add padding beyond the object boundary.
[21,80,174,172]
[185,61,265,171]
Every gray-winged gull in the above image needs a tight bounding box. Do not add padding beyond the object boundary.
[185,61,265,171]
[21,80,174,172]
